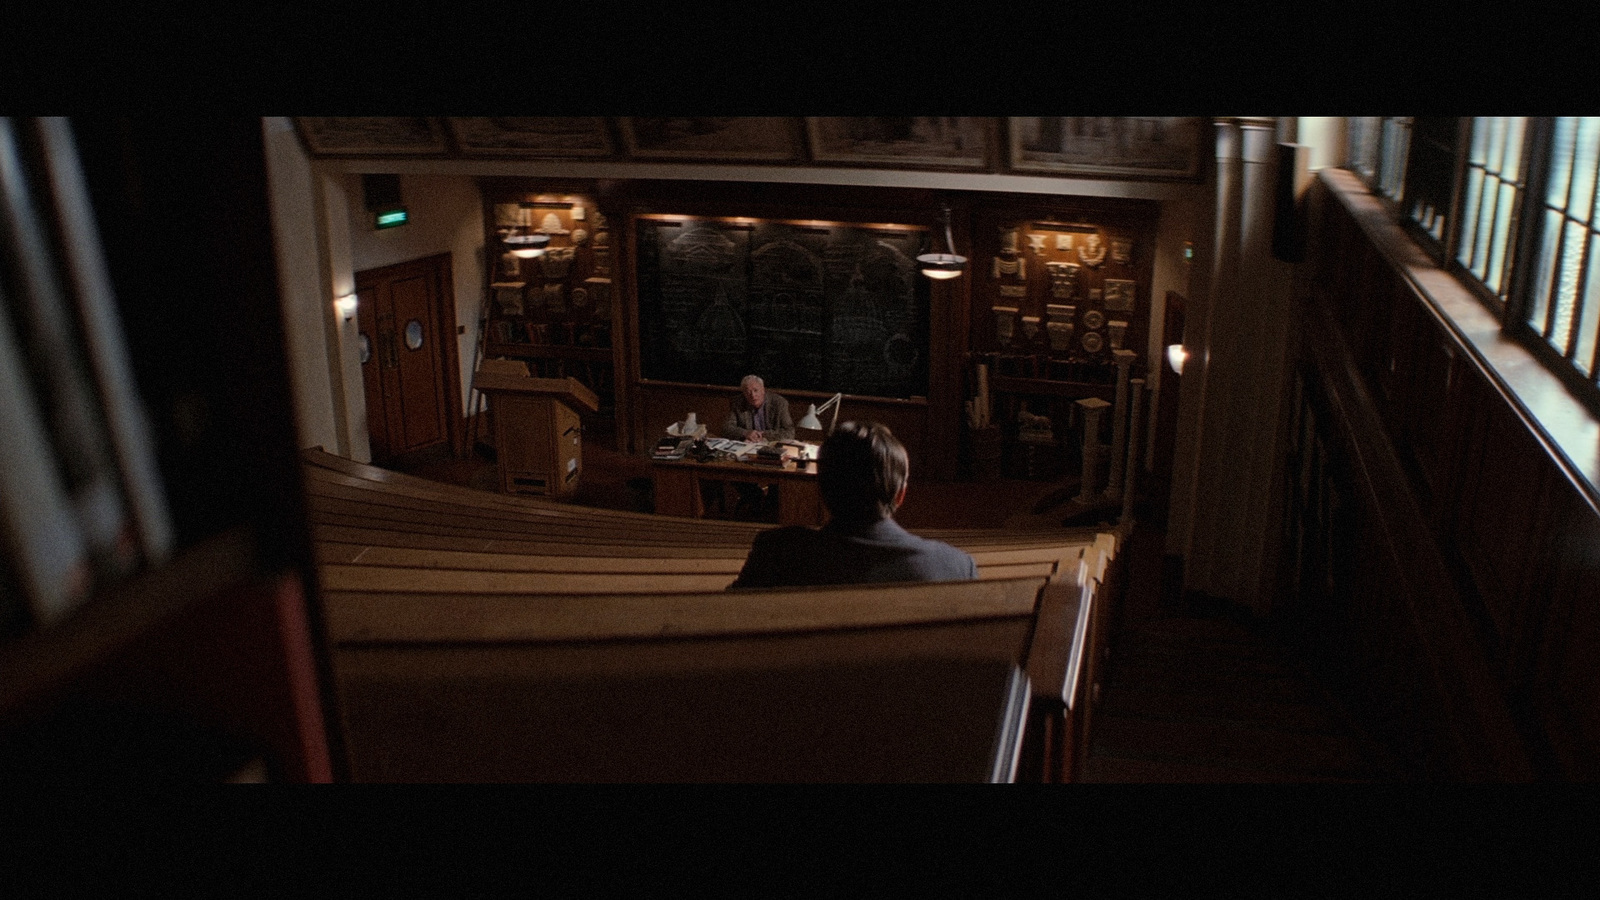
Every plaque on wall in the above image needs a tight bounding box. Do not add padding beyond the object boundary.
[1047,321,1075,352]
[1078,233,1108,267]
[1103,279,1136,311]
[1046,261,1080,298]
[993,305,1018,344]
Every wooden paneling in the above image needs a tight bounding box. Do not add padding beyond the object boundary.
[1282,171,1600,779]
[1536,501,1600,777]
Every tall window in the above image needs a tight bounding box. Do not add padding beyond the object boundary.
[1378,118,1410,203]
[1456,117,1527,305]
[1404,117,1461,244]
[1524,117,1600,380]
[1346,117,1410,203]
[1348,117,1381,182]
[1347,116,1600,404]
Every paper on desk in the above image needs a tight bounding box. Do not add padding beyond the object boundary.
[704,438,764,457]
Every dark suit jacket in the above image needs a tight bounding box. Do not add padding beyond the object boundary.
[721,391,795,442]
[728,517,979,589]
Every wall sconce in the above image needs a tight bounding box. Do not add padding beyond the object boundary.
[798,393,844,434]
[917,202,967,280]
[1166,343,1187,375]
[336,294,359,321]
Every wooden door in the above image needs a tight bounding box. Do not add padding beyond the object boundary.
[356,254,459,461]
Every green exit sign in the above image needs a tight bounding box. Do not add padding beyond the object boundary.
[374,207,409,229]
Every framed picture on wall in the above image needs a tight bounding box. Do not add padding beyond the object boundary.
[446,117,615,157]
[618,118,804,162]
[294,118,451,157]
[1007,117,1204,180]
[805,117,995,170]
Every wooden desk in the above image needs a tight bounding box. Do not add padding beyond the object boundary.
[652,456,825,526]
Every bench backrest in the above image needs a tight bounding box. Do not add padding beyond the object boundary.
[329,577,1046,782]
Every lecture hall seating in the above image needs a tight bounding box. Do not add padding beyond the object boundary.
[300,448,1121,781]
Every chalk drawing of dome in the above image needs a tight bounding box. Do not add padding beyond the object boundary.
[752,240,823,287]
[695,284,747,357]
[858,241,914,298]
[671,327,699,355]
[883,331,918,376]
[831,284,886,346]
[669,226,738,272]
[769,292,801,331]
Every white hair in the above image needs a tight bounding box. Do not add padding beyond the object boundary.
[741,374,764,389]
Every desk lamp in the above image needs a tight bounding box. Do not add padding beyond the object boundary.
[798,393,843,434]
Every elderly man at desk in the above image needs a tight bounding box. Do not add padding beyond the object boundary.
[721,374,795,444]
[717,374,795,516]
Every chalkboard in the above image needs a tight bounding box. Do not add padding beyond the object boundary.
[636,216,930,399]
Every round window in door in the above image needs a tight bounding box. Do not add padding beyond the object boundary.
[404,319,424,350]
[359,332,371,364]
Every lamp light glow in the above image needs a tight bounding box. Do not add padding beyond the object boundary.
[1166,343,1187,375]
[505,231,550,259]
[917,201,966,280]
[336,294,359,320]
[918,255,966,279]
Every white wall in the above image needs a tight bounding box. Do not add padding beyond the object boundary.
[261,117,340,454]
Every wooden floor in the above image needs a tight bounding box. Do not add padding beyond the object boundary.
[1078,525,1406,782]
[380,432,1408,782]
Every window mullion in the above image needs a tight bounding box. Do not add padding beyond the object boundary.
[1508,119,1553,329]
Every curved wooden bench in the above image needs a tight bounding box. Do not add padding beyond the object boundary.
[302,448,1104,546]
[328,577,1047,782]
[301,448,1123,781]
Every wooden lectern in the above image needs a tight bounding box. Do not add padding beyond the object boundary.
[472,367,600,497]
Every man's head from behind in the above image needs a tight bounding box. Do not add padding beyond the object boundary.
[818,420,908,524]
[740,374,765,409]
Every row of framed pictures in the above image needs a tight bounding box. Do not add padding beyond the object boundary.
[293,117,1206,180]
